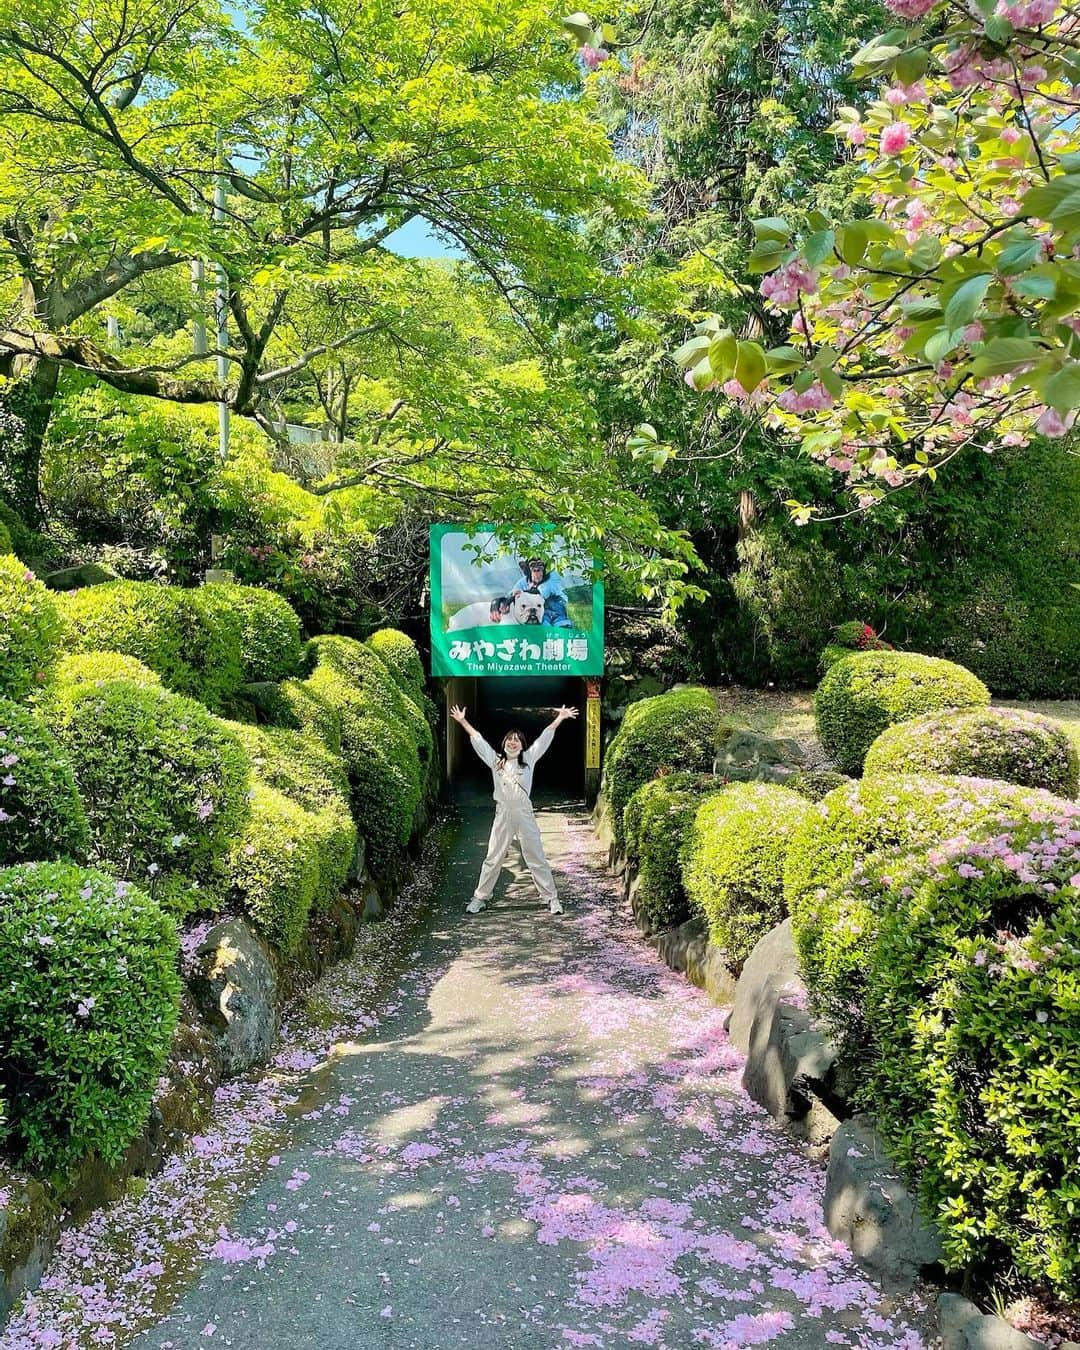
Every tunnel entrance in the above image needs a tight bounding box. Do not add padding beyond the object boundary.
[443,675,587,801]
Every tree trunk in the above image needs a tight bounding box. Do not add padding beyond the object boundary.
[0,356,59,528]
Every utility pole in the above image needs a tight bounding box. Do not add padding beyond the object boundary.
[191,260,207,357]
[213,130,230,462]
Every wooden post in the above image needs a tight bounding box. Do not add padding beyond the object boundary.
[584,677,602,806]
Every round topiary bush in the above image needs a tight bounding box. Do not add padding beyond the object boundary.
[193,583,302,684]
[251,676,343,755]
[223,720,355,906]
[683,783,814,968]
[366,628,426,704]
[56,581,244,709]
[601,688,722,854]
[223,782,324,954]
[0,556,63,701]
[0,698,88,866]
[814,650,990,776]
[49,681,250,905]
[306,663,420,877]
[622,773,720,933]
[864,705,1079,798]
[785,773,1077,1059]
[857,810,1080,1296]
[50,650,162,691]
[0,861,180,1170]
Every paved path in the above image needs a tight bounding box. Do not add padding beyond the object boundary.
[3,792,935,1350]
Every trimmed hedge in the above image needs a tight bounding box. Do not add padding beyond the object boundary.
[785,773,1075,1061]
[0,697,88,866]
[0,862,180,1170]
[602,688,722,853]
[0,556,62,701]
[682,784,814,968]
[56,581,243,709]
[194,583,302,684]
[864,706,1079,798]
[252,675,343,754]
[623,773,720,933]
[0,524,12,555]
[222,782,324,955]
[366,628,426,705]
[859,812,1080,1296]
[814,650,989,776]
[50,650,162,691]
[223,720,355,908]
[49,680,250,907]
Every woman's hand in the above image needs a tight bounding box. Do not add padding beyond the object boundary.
[450,705,468,725]
[552,705,579,724]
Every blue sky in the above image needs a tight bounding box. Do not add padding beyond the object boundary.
[384,216,466,260]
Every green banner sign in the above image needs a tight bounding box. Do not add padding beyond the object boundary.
[430,525,604,677]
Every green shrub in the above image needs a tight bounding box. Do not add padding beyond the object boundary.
[306,663,420,877]
[0,524,12,555]
[858,810,1080,1296]
[682,784,813,967]
[814,650,990,775]
[0,556,63,701]
[50,650,162,690]
[193,583,302,684]
[785,773,1074,1062]
[786,769,853,802]
[0,862,180,1170]
[864,706,1079,798]
[223,782,324,954]
[251,676,343,754]
[623,773,720,933]
[366,628,426,704]
[223,720,355,907]
[49,681,249,907]
[0,698,88,866]
[56,581,244,709]
[820,644,852,673]
[601,688,721,853]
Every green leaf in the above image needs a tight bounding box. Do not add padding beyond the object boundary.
[909,235,942,271]
[766,345,805,374]
[997,236,1044,275]
[735,340,767,394]
[746,240,790,274]
[690,356,716,391]
[819,364,845,399]
[970,337,1046,376]
[562,12,595,41]
[838,223,868,268]
[943,274,992,329]
[803,229,836,269]
[924,328,957,365]
[672,335,711,367]
[1043,363,1080,412]
[895,46,930,83]
[1013,273,1057,300]
[753,217,792,243]
[983,14,1013,42]
[708,332,739,383]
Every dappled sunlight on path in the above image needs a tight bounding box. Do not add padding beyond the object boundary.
[1,795,934,1350]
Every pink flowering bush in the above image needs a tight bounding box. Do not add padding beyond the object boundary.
[47,680,250,911]
[670,0,1080,517]
[0,554,63,702]
[814,649,989,775]
[0,697,88,867]
[784,772,1074,1033]
[0,861,180,1171]
[682,784,813,967]
[860,811,1080,1295]
[865,706,1079,798]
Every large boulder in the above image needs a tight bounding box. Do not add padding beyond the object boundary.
[825,1116,943,1291]
[651,916,738,1006]
[938,1295,1047,1350]
[726,918,802,1053]
[188,919,282,1076]
[741,982,841,1148]
[714,726,806,785]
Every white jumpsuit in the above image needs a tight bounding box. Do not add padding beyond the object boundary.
[469,727,558,905]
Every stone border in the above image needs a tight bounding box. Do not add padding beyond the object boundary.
[596,795,1056,1349]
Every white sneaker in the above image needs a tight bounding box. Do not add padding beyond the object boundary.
[549,898,564,916]
[466,897,486,914]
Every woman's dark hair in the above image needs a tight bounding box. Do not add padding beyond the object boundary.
[496,727,530,770]
[519,558,550,583]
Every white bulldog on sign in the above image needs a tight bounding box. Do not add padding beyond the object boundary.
[512,589,545,625]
